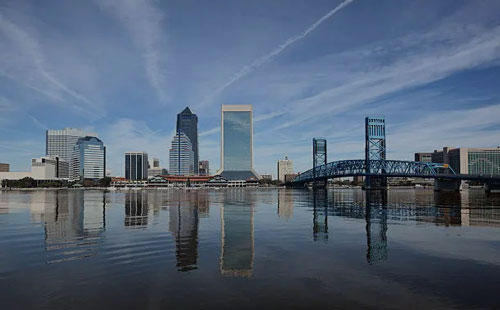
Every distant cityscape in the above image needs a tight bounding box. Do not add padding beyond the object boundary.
[1,104,500,188]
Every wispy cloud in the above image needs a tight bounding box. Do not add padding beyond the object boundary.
[98,0,169,104]
[0,12,96,114]
[199,126,220,137]
[198,0,355,107]
[264,24,500,132]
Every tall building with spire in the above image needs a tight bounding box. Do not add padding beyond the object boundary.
[176,107,199,174]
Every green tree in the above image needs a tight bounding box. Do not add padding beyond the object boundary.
[99,177,112,187]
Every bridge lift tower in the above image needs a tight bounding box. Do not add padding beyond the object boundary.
[313,138,327,189]
[364,116,388,190]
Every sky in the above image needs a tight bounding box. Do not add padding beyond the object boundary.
[1,0,500,178]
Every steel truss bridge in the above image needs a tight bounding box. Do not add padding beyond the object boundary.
[290,159,500,187]
[290,117,500,191]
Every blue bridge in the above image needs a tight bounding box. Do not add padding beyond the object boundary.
[289,117,500,192]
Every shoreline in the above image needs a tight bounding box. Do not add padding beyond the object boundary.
[1,186,488,192]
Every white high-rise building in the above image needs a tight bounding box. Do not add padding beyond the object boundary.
[46,128,98,163]
[169,133,194,175]
[277,156,293,182]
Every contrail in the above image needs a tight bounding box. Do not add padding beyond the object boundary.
[199,0,355,107]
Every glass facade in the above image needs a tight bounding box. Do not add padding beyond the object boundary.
[468,149,500,175]
[71,137,106,181]
[46,128,97,163]
[177,107,198,174]
[169,133,195,175]
[223,111,252,171]
[125,152,149,180]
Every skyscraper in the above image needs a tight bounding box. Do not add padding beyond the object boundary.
[277,156,293,182]
[176,107,198,174]
[218,105,259,180]
[71,136,106,181]
[46,128,98,163]
[169,133,194,175]
[125,152,149,180]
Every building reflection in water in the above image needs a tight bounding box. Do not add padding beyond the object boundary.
[277,189,294,220]
[220,190,254,277]
[312,189,329,241]
[168,190,200,272]
[34,190,106,264]
[364,191,388,264]
[125,192,148,227]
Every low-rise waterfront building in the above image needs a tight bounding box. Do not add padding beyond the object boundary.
[32,156,69,179]
[414,152,432,162]
[432,147,500,175]
[0,163,9,172]
[260,174,272,180]
[0,156,69,185]
[284,173,298,183]
[199,160,210,176]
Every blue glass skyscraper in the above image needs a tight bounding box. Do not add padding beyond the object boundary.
[71,136,106,181]
[218,105,259,180]
[176,107,198,174]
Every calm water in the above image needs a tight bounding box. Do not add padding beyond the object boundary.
[1,188,500,309]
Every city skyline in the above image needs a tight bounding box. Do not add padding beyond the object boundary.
[1,0,500,177]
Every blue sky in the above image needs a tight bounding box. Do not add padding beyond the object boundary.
[1,0,500,177]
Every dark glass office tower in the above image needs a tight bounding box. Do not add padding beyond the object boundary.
[176,107,199,174]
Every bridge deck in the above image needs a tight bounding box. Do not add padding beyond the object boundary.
[291,159,500,184]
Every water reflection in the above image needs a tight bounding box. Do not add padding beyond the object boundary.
[1,189,500,308]
[37,190,106,264]
[168,191,199,272]
[364,191,388,264]
[220,190,254,277]
[277,189,294,220]
[125,192,148,227]
[312,189,329,241]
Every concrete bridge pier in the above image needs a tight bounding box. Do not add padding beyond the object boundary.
[313,180,328,189]
[434,178,463,192]
[485,181,500,193]
[363,176,388,191]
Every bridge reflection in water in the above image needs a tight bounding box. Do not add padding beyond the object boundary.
[14,189,500,272]
[310,189,389,263]
[308,188,500,264]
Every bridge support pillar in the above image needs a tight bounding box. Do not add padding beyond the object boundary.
[313,180,327,189]
[363,176,388,190]
[485,181,500,193]
[434,179,463,192]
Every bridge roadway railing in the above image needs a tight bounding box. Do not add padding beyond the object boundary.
[292,159,453,184]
